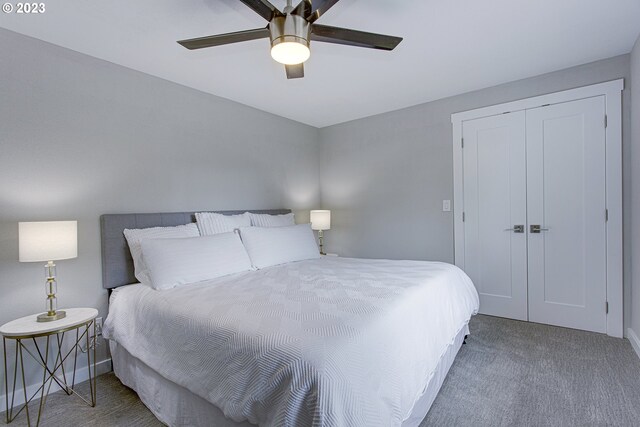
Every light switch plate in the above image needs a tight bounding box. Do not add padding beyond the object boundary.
[442,200,451,212]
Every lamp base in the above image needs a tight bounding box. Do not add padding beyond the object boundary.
[37,310,66,322]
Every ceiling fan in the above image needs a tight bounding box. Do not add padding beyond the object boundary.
[177,0,403,79]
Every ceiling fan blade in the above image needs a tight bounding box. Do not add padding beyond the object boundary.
[238,0,283,21]
[306,0,340,23]
[177,27,270,50]
[285,63,304,79]
[311,24,402,50]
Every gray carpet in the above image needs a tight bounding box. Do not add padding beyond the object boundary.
[422,315,640,426]
[3,315,640,426]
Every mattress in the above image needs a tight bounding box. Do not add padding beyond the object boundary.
[104,257,479,427]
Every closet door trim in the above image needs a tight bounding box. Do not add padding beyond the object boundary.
[451,79,623,337]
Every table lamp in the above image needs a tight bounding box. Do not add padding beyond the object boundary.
[19,221,78,322]
[310,210,330,255]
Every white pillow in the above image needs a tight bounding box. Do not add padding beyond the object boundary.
[248,212,295,227]
[140,232,252,290]
[239,224,320,269]
[196,212,251,235]
[123,223,200,286]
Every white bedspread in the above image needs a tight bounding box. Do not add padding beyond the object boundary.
[104,257,478,427]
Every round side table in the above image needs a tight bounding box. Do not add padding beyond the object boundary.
[1,308,98,426]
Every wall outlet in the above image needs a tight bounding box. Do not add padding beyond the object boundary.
[442,200,451,212]
[95,317,103,335]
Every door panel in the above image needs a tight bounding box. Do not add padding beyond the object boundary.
[526,96,607,333]
[462,112,527,320]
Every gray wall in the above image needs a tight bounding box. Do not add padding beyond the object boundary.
[0,28,320,392]
[319,55,632,331]
[631,35,640,338]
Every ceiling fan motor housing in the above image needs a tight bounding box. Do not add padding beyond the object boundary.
[269,14,311,51]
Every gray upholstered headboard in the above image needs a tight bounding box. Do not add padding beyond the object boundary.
[100,209,291,289]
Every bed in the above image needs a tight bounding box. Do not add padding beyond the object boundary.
[101,211,479,427]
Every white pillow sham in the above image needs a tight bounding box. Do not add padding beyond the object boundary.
[248,212,295,227]
[196,211,251,235]
[123,223,200,286]
[140,232,253,290]
[239,223,319,269]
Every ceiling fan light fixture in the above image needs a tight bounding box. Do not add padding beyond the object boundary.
[270,38,310,65]
[178,0,403,79]
[269,14,311,65]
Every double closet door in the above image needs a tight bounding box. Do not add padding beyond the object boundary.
[462,96,607,333]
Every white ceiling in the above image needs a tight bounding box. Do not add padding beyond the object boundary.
[2,0,639,127]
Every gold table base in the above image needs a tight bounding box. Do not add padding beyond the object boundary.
[3,320,97,427]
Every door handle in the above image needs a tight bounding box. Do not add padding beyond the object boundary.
[504,225,524,233]
[530,225,550,233]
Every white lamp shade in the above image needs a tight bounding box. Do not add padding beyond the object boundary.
[310,210,331,231]
[19,221,78,262]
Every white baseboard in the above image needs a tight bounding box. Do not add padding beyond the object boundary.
[628,328,640,360]
[0,358,112,413]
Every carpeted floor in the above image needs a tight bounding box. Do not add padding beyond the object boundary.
[3,315,640,426]
[422,315,640,426]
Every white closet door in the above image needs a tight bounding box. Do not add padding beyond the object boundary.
[526,96,607,333]
[462,112,528,320]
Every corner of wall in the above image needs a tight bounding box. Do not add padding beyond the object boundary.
[627,34,640,342]
[628,328,640,360]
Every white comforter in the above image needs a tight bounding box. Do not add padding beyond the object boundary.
[104,257,478,427]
